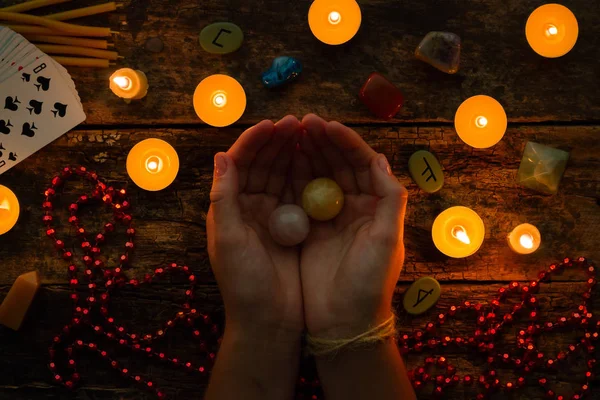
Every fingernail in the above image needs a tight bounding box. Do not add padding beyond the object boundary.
[378,154,392,175]
[214,153,227,177]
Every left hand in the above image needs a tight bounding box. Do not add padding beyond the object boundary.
[206,115,305,337]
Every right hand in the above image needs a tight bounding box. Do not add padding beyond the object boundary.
[295,114,408,339]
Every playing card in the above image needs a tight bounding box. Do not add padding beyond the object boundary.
[0,54,86,175]
[0,43,43,83]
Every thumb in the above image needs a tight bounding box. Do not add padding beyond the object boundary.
[210,152,243,233]
[369,154,408,245]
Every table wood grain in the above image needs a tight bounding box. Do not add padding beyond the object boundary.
[0,0,599,399]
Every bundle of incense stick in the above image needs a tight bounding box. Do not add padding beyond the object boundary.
[0,0,122,67]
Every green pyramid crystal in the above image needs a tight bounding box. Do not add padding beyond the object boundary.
[517,142,569,195]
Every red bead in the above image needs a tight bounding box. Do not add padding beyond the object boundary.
[104,223,114,232]
[54,240,65,250]
[538,271,549,281]
[43,215,53,224]
[517,376,526,387]
[69,203,78,212]
[546,389,555,399]
[126,228,136,236]
[125,241,134,250]
[121,214,132,224]
[528,296,537,306]
[587,265,596,275]
[359,72,404,120]
[61,167,72,177]
[587,278,596,288]
[509,281,520,290]
[51,176,62,187]
[529,281,539,293]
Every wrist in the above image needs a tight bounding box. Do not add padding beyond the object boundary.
[308,306,394,340]
[224,318,302,352]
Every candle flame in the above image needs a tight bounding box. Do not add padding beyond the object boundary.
[519,233,534,249]
[113,76,132,90]
[328,11,341,25]
[212,92,227,108]
[545,24,558,37]
[452,225,471,245]
[145,156,164,174]
[475,116,488,128]
[0,198,9,211]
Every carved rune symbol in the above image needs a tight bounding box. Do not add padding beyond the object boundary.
[212,28,232,48]
[421,157,437,182]
[413,288,434,308]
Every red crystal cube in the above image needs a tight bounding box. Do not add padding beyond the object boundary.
[359,72,404,119]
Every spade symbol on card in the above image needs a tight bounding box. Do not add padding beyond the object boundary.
[21,73,31,82]
[52,102,68,118]
[35,76,51,91]
[8,152,17,162]
[0,120,13,135]
[27,100,43,115]
[4,96,20,111]
[21,122,37,138]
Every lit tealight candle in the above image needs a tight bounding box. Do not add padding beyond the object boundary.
[126,138,179,191]
[432,206,485,258]
[526,4,578,58]
[308,0,361,45]
[109,68,149,102]
[454,95,507,149]
[0,185,19,235]
[508,223,541,254]
[193,74,246,127]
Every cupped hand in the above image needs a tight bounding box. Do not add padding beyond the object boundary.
[295,114,408,339]
[207,115,305,336]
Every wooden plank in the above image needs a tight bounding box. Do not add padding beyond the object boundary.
[0,282,597,399]
[3,0,599,124]
[0,125,597,285]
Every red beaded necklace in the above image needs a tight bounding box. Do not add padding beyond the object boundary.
[42,167,596,399]
[43,166,218,399]
[401,257,598,399]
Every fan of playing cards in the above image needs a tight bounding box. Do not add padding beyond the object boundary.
[0,26,86,175]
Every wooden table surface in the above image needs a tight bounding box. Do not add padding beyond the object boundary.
[1,0,599,399]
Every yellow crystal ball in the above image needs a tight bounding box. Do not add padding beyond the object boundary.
[302,178,344,221]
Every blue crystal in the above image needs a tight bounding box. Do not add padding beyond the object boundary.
[261,56,302,88]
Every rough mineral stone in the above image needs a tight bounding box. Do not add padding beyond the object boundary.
[261,56,302,88]
[415,31,461,74]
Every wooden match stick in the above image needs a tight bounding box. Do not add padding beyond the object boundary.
[0,12,111,37]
